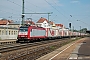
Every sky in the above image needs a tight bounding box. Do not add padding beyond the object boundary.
[0,0,90,30]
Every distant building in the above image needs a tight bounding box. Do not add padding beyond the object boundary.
[36,17,55,28]
[55,24,64,28]
[24,20,35,26]
[35,17,67,29]
[0,19,19,39]
[36,17,49,28]
[0,19,13,25]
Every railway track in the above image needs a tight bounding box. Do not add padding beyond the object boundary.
[0,38,80,60]
[0,39,60,53]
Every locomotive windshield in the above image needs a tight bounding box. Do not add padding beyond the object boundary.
[19,27,28,32]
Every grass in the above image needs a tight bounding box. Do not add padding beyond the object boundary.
[49,37,82,51]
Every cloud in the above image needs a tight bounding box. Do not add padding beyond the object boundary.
[70,0,79,3]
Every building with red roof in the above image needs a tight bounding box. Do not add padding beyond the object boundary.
[24,20,35,25]
[36,17,50,28]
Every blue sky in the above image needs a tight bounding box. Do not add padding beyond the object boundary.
[0,0,90,30]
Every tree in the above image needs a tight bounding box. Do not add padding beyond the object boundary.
[80,28,87,33]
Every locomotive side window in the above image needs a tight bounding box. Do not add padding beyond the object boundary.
[19,28,28,32]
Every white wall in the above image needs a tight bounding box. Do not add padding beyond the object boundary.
[0,35,17,40]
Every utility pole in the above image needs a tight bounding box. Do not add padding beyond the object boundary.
[48,13,51,22]
[22,0,52,25]
[22,0,25,25]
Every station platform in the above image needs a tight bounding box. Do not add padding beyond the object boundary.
[0,39,17,44]
[69,37,90,60]
[37,37,90,60]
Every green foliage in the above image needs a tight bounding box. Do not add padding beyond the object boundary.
[80,28,87,33]
[49,46,56,50]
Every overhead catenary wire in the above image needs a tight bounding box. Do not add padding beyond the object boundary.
[44,0,70,22]
[0,10,21,17]
[0,0,21,20]
[25,0,53,19]
[0,0,40,21]
[25,0,42,9]
[0,4,21,13]
[51,0,72,21]
[52,0,90,27]
[69,14,90,26]
[6,0,50,19]
[6,0,34,12]
[51,0,90,28]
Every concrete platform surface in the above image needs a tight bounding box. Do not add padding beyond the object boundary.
[37,37,90,60]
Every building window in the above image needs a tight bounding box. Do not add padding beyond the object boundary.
[2,31,4,35]
[16,31,18,35]
[4,29,6,35]
[12,31,13,35]
[9,31,10,35]
[6,31,8,35]
[14,31,15,35]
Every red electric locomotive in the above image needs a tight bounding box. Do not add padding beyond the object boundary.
[17,25,46,42]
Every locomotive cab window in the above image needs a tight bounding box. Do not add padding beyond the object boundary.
[19,27,28,32]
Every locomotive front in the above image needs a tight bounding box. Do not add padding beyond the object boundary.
[17,26,29,42]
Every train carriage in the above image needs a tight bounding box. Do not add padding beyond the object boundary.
[45,28,61,39]
[59,28,69,38]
